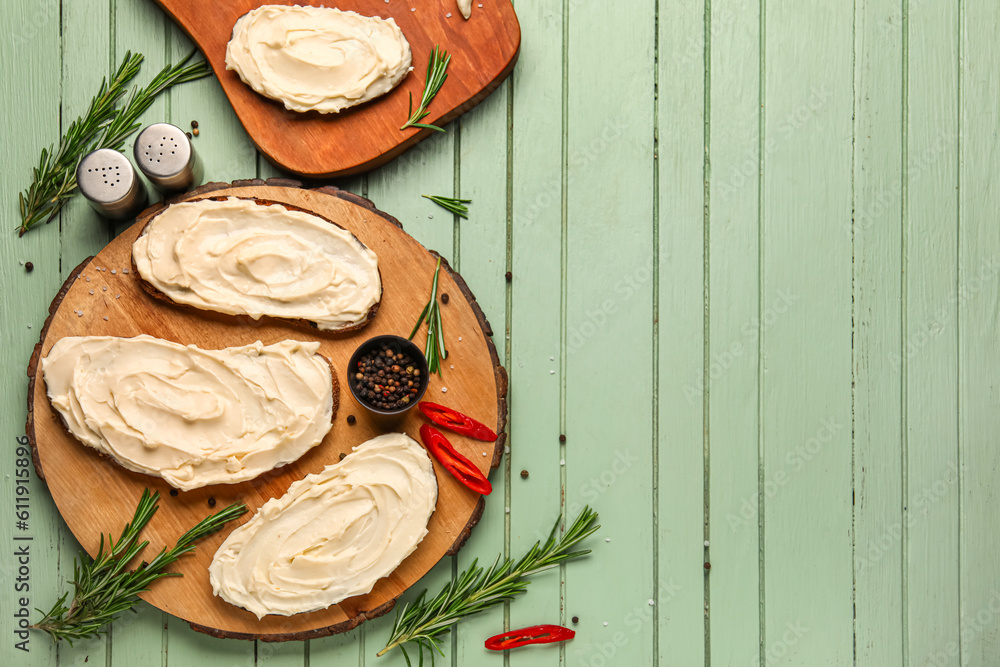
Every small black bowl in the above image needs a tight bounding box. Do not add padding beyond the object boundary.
[347,335,429,423]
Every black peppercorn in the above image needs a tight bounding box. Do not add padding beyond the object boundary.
[24,261,34,272]
[191,120,199,129]
[339,452,346,460]
[208,497,216,507]
[441,293,449,304]
[559,434,566,443]
[347,414,356,424]
[169,489,178,497]
[520,470,529,479]
[505,271,512,282]
[572,616,579,624]
[354,344,423,410]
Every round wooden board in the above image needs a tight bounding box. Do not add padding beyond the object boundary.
[25,181,508,641]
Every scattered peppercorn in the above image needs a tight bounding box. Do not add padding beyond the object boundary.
[704,562,711,570]
[520,470,529,478]
[505,271,512,282]
[24,261,34,272]
[339,452,347,461]
[208,497,216,508]
[347,414,356,425]
[169,489,179,497]
[572,616,579,624]
[441,292,449,304]
[353,343,423,411]
[186,131,193,139]
[191,120,199,129]
[192,127,200,137]
[559,434,566,443]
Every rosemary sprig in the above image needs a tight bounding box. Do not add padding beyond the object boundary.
[400,45,452,132]
[422,194,471,219]
[31,489,246,644]
[17,50,212,236]
[378,506,600,663]
[408,257,448,375]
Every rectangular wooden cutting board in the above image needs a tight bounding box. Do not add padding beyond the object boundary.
[151,0,520,177]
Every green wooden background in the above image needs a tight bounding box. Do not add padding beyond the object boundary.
[3,0,1000,665]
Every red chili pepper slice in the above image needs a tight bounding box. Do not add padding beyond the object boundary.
[484,625,576,651]
[419,425,493,495]
[418,402,498,442]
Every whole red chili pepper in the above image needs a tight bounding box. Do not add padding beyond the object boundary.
[484,625,576,651]
[419,425,492,495]
[418,402,498,442]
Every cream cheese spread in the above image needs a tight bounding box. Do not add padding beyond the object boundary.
[133,197,381,331]
[42,335,334,491]
[209,433,438,618]
[225,5,412,114]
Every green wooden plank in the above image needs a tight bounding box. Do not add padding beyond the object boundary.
[450,85,510,665]
[958,4,1000,665]
[0,1,67,665]
[504,2,567,666]
[656,0,708,665]
[903,1,962,664]
[852,0,905,664]
[53,2,116,665]
[564,1,656,666]
[705,0,761,663]
[761,1,855,663]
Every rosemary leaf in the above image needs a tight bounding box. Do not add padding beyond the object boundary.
[17,50,211,236]
[400,46,451,132]
[31,489,246,645]
[422,194,471,219]
[377,506,600,661]
[409,257,448,375]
